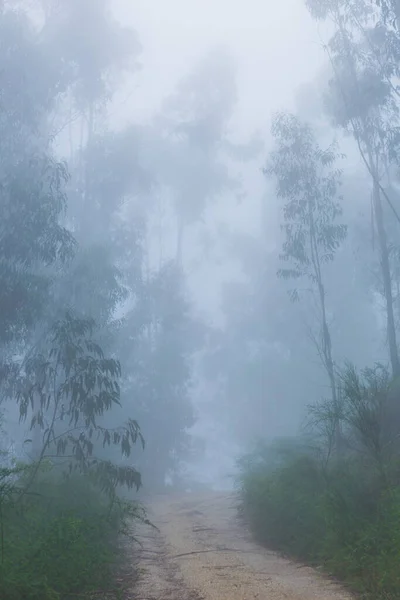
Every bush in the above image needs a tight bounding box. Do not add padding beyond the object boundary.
[0,464,137,600]
[237,365,400,600]
[238,443,326,560]
[239,448,400,598]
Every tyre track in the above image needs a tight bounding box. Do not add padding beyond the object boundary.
[133,491,353,600]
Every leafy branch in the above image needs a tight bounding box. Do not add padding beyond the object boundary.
[7,312,144,499]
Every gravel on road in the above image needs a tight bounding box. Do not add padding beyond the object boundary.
[133,491,354,600]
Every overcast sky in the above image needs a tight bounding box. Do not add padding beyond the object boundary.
[114,0,327,134]
[109,1,334,455]
[110,0,331,320]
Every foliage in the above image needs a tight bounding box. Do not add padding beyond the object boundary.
[238,364,400,599]
[265,112,346,449]
[304,0,400,376]
[118,261,202,489]
[265,112,346,294]
[0,465,141,600]
[49,0,141,108]
[0,6,76,344]
[150,46,249,262]
[203,235,318,445]
[6,312,144,495]
[0,4,150,598]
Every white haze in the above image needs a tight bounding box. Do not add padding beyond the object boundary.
[2,0,341,489]
[111,0,329,314]
[114,0,326,130]
[109,0,331,488]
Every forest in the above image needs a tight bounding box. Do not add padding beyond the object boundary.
[1,0,400,598]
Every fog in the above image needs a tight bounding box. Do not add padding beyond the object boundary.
[1,0,399,500]
[113,0,325,125]
[4,2,400,596]
[108,0,331,488]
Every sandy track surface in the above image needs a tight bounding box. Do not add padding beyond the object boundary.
[133,491,353,600]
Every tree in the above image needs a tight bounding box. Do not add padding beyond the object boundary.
[39,0,142,238]
[265,113,347,448]
[305,0,400,376]
[116,262,203,489]
[204,232,320,447]
[9,313,143,497]
[0,6,76,346]
[0,2,145,497]
[150,46,242,264]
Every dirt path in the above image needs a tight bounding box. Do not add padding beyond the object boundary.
[133,491,353,600]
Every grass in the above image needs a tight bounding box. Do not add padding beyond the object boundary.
[237,440,400,599]
[0,463,138,600]
[237,365,400,599]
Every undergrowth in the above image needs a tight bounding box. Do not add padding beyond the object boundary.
[0,462,140,600]
[237,364,400,600]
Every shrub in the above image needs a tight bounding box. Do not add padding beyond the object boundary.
[0,464,138,600]
[238,444,326,560]
[237,364,400,599]
[0,313,145,599]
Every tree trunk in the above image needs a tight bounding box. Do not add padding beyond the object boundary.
[32,423,42,460]
[317,278,342,453]
[372,179,400,377]
[176,216,184,266]
[393,0,400,27]
[68,96,74,162]
[81,103,94,238]
[309,207,341,451]
[335,15,400,378]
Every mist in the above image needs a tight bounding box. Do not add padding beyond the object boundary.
[107,0,333,489]
[1,0,400,597]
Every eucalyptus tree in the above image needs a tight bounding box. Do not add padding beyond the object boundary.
[265,113,347,447]
[151,46,242,265]
[305,0,400,376]
[0,3,145,496]
[11,313,143,497]
[42,0,141,139]
[204,230,319,447]
[115,260,204,489]
[0,5,75,347]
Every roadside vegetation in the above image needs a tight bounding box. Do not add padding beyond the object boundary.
[5,0,400,596]
[0,461,141,600]
[231,0,400,596]
[0,1,203,598]
[238,364,400,599]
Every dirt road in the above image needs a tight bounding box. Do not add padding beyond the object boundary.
[133,491,353,600]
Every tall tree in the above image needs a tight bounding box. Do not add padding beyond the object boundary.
[305,0,400,376]
[150,46,240,264]
[204,231,319,447]
[265,113,347,447]
[116,261,203,489]
[0,5,75,347]
[41,0,142,236]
